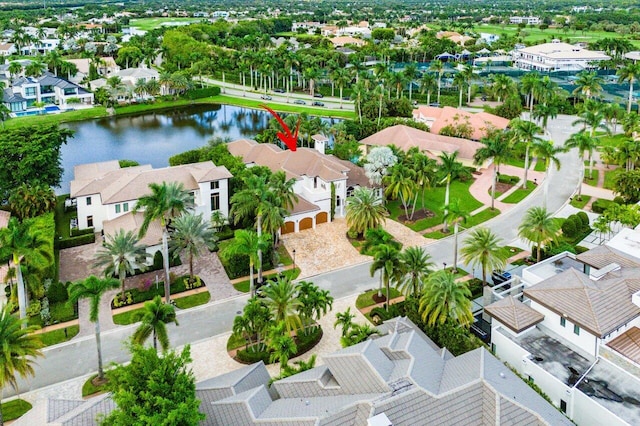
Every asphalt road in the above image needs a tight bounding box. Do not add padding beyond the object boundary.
[9,114,582,397]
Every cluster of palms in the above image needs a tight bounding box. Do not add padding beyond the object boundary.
[228,171,297,296]
[232,278,333,372]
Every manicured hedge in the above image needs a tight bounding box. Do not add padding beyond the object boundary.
[56,233,95,249]
[591,198,618,214]
[185,87,221,100]
[221,243,275,279]
[46,281,69,303]
[70,227,94,237]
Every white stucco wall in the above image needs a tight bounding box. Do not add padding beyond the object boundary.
[571,387,629,426]
[76,193,107,231]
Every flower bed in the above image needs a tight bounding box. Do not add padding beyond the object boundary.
[111,275,204,309]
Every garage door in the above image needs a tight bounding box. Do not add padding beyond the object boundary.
[281,221,295,234]
[299,217,313,231]
[316,212,328,224]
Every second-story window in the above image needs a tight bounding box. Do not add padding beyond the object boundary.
[86,196,92,206]
[115,204,121,214]
[560,317,566,327]
[210,181,219,190]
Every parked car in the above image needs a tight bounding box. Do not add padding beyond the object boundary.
[313,93,324,98]
[312,101,325,107]
[260,95,272,100]
[491,270,512,288]
[274,88,285,93]
[293,99,306,105]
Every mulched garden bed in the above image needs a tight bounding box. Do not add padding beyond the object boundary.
[397,208,435,223]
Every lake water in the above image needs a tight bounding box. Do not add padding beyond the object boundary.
[60,104,276,194]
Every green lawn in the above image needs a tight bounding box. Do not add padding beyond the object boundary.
[39,325,79,346]
[174,291,211,309]
[570,195,591,209]
[54,194,75,240]
[476,23,640,46]
[504,157,525,168]
[356,288,403,309]
[423,208,500,239]
[583,170,599,187]
[500,246,524,260]
[596,133,627,149]
[502,181,538,204]
[533,159,547,172]
[130,17,202,31]
[604,169,621,190]
[233,268,301,293]
[226,332,248,351]
[211,94,356,119]
[112,308,144,325]
[1,399,32,421]
[82,374,108,397]
[387,180,482,232]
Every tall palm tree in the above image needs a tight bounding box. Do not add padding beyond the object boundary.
[509,119,543,188]
[370,244,402,311]
[453,72,466,108]
[169,213,216,282]
[0,302,43,425]
[68,276,119,380]
[429,59,444,104]
[572,70,603,100]
[532,102,559,134]
[564,130,598,197]
[518,207,560,263]
[132,295,178,352]
[531,139,564,208]
[491,74,513,102]
[332,67,351,109]
[261,277,302,332]
[420,72,436,105]
[403,63,419,101]
[0,218,52,320]
[438,151,469,232]
[24,60,46,78]
[346,187,388,236]
[384,165,417,220]
[618,62,640,113]
[267,322,297,374]
[443,199,469,273]
[419,270,473,327]
[520,71,541,119]
[225,229,269,297]
[134,181,193,304]
[398,247,434,298]
[94,229,148,301]
[460,227,507,287]
[474,131,512,210]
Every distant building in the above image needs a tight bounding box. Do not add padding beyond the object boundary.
[513,41,610,71]
[0,42,16,56]
[2,72,93,112]
[510,16,541,25]
[413,106,510,141]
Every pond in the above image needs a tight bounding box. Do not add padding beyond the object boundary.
[60,104,339,194]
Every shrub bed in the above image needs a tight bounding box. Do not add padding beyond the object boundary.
[111,275,204,309]
[234,326,323,365]
[56,233,95,249]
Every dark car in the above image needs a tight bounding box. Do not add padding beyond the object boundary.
[313,93,324,98]
[274,88,285,93]
[491,270,512,288]
[293,99,306,105]
[260,95,272,100]
[312,101,325,107]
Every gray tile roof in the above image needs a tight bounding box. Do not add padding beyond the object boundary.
[524,268,640,337]
[576,244,640,269]
[2,87,25,103]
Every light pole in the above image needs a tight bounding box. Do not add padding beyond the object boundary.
[443,262,447,272]
[293,249,296,271]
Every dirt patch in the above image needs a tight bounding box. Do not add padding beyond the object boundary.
[372,294,387,303]
[397,208,434,223]
[494,182,513,194]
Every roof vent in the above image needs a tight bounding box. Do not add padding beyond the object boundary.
[590,263,620,280]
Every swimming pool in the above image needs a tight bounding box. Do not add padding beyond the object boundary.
[13,110,45,117]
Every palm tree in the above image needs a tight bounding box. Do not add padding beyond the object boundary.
[398,247,434,298]
[438,151,469,232]
[474,131,512,210]
[0,104,10,129]
[267,322,297,374]
[461,228,507,287]
[572,70,603,100]
[429,60,444,104]
[491,74,513,102]
[0,302,43,425]
[532,102,559,134]
[261,277,302,332]
[24,60,46,78]
[132,295,178,352]
[453,71,466,108]
[564,131,598,197]
[296,281,333,335]
[509,118,543,188]
[94,229,148,301]
[518,207,560,263]
[520,71,541,118]
[346,187,388,236]
[225,229,269,297]
[0,218,52,320]
[420,72,436,105]
[618,62,640,113]
[384,165,417,220]
[7,61,23,79]
[444,199,469,273]
[134,181,193,304]
[370,244,402,311]
[419,270,473,327]
[531,139,564,208]
[332,67,351,109]
[169,213,216,282]
[403,63,419,100]
[68,276,119,380]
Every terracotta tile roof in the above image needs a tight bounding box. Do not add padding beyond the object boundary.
[524,268,640,337]
[485,296,544,333]
[606,326,640,365]
[413,106,509,141]
[70,161,232,204]
[103,212,163,247]
[227,139,351,183]
[359,124,483,163]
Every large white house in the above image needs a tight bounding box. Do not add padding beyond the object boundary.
[513,40,610,71]
[485,228,640,426]
[70,160,232,252]
[2,71,94,112]
[227,138,370,234]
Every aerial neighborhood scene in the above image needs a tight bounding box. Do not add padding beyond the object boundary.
[3,0,640,424]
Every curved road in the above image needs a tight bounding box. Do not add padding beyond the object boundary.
[9,114,582,397]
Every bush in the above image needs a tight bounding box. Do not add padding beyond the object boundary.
[152,250,163,271]
[592,198,616,214]
[112,292,134,308]
[369,304,404,325]
[47,281,69,303]
[184,86,221,100]
[613,196,626,205]
[169,149,203,166]
[56,233,95,249]
[221,243,274,279]
[70,227,94,237]
[235,326,323,365]
[561,218,577,238]
[27,300,41,317]
[576,211,590,229]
